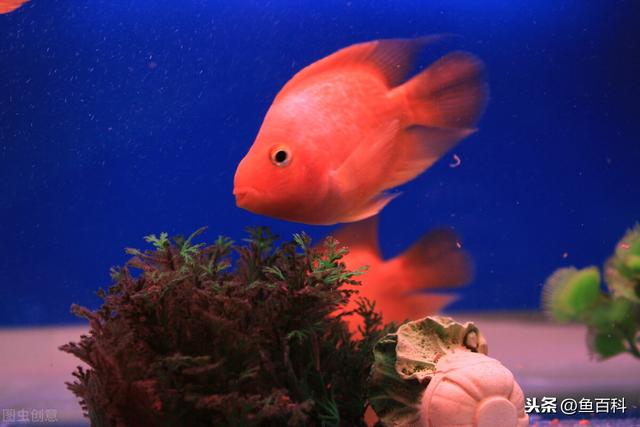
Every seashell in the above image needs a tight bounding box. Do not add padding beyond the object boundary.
[368,316,529,427]
[420,351,529,427]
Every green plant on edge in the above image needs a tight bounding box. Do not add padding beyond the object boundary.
[543,224,640,359]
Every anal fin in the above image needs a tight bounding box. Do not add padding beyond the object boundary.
[340,192,401,223]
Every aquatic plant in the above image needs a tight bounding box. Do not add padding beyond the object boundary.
[543,224,640,359]
[60,227,395,427]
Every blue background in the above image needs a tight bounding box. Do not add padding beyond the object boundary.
[1,0,638,326]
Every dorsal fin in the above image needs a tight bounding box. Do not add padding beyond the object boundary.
[275,36,445,102]
[330,216,382,262]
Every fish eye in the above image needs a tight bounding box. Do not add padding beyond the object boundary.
[270,146,292,167]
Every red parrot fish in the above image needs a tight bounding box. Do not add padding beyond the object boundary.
[234,36,487,225]
[0,0,29,14]
[328,216,472,333]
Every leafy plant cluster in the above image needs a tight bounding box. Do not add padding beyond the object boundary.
[543,224,640,359]
[61,227,394,427]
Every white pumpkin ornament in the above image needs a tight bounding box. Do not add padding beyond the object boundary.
[420,352,529,427]
[368,316,529,427]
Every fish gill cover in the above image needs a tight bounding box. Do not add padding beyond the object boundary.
[60,227,395,427]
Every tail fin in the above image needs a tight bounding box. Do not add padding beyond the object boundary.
[0,0,29,14]
[400,51,488,129]
[381,52,488,190]
[388,228,473,294]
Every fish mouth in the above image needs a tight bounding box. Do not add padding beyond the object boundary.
[233,186,259,207]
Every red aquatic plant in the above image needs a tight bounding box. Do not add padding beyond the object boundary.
[61,227,394,426]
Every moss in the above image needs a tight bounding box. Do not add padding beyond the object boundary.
[60,227,395,427]
[542,224,640,360]
[543,267,601,322]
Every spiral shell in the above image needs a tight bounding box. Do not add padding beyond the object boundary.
[369,316,529,427]
[421,351,529,427]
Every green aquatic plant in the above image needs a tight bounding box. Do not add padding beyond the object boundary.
[61,227,395,427]
[543,224,640,359]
